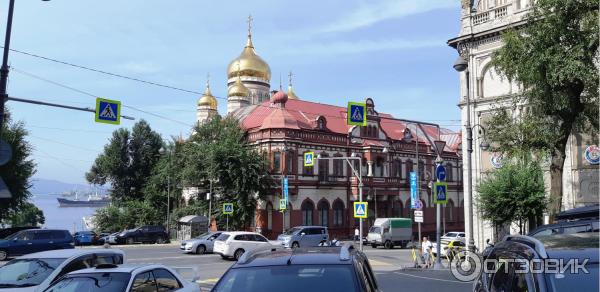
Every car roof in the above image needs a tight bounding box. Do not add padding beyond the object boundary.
[528,218,598,234]
[222,231,261,235]
[68,264,166,274]
[232,246,357,268]
[18,248,124,259]
[290,226,327,229]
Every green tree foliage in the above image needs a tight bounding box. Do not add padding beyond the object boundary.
[477,160,547,234]
[9,202,45,227]
[0,114,37,223]
[86,120,163,202]
[488,0,598,219]
[93,200,163,232]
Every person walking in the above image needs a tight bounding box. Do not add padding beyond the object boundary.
[421,236,433,268]
[354,227,360,243]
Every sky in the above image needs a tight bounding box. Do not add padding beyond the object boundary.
[2,0,463,185]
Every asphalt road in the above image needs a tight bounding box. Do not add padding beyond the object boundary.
[1,243,473,291]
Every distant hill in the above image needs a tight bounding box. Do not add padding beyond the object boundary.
[30,178,108,195]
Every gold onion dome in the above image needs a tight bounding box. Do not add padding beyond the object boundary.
[287,85,299,100]
[198,79,217,109]
[228,75,250,97]
[227,17,271,80]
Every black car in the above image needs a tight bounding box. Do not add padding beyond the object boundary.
[115,225,169,244]
[473,233,599,292]
[211,244,381,292]
[529,205,599,238]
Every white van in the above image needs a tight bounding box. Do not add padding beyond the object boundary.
[367,218,412,249]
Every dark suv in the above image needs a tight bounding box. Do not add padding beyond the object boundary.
[528,205,599,238]
[0,229,73,260]
[211,244,381,292]
[115,225,169,244]
[473,233,599,292]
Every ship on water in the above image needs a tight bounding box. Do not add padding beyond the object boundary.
[56,191,110,207]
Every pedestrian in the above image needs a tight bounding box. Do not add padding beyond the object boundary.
[354,227,359,243]
[421,236,433,268]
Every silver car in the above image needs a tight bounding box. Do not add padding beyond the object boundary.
[180,231,222,254]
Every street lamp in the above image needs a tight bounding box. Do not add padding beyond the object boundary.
[432,140,446,269]
[453,50,476,252]
[159,146,171,237]
[0,0,51,129]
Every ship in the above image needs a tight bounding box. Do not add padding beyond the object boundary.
[57,192,110,207]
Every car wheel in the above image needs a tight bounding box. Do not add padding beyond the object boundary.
[371,244,377,248]
[234,249,245,260]
[291,242,299,248]
[0,250,7,261]
[384,241,393,249]
[126,237,134,245]
[196,245,206,254]
[156,237,166,244]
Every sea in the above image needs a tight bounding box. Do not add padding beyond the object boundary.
[31,193,100,232]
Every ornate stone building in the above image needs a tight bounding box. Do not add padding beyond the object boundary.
[447,0,599,247]
[195,18,465,239]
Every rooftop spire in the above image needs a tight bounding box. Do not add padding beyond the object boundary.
[246,14,254,48]
[288,71,293,87]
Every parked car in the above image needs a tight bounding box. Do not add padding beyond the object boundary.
[95,232,111,245]
[366,218,412,249]
[473,233,599,292]
[0,226,37,240]
[212,244,381,292]
[0,248,124,291]
[440,231,465,244]
[214,231,272,260]
[276,226,329,248]
[104,232,120,244]
[0,229,73,261]
[73,231,98,245]
[115,225,169,244]
[529,205,600,238]
[181,231,222,254]
[43,264,200,292]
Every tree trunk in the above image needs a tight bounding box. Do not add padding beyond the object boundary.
[548,148,566,223]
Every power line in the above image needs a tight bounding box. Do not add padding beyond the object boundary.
[27,124,113,134]
[29,135,102,153]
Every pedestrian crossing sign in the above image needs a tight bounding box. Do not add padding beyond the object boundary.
[433,182,448,204]
[347,102,366,126]
[353,202,368,218]
[304,151,315,167]
[95,98,121,125]
[279,199,287,211]
[223,203,234,214]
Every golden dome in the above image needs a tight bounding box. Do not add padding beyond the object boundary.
[228,75,250,97]
[227,19,271,81]
[287,85,299,100]
[198,79,217,109]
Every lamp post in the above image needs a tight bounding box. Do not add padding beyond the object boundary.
[0,0,50,130]
[317,153,363,251]
[432,140,446,269]
[159,146,171,237]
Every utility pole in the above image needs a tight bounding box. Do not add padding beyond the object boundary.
[0,0,15,130]
[208,180,212,229]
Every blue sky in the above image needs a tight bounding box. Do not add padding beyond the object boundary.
[2,0,462,184]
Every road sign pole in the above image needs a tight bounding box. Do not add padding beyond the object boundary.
[226,214,229,231]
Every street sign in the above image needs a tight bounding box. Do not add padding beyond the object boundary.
[435,164,446,181]
[95,98,121,125]
[223,203,234,214]
[414,199,423,210]
[414,215,424,223]
[347,102,367,126]
[409,172,418,209]
[279,199,287,211]
[304,152,315,167]
[283,177,289,201]
[353,202,368,218]
[433,182,448,204]
[414,210,423,217]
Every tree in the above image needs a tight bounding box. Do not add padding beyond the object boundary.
[0,113,37,223]
[9,202,45,227]
[86,120,163,202]
[92,200,163,232]
[488,0,599,220]
[477,160,547,236]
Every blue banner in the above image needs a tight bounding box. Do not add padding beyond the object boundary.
[283,178,289,201]
[410,172,417,209]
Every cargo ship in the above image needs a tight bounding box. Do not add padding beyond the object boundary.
[57,192,110,207]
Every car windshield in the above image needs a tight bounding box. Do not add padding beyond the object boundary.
[195,232,212,239]
[0,258,67,288]
[45,272,131,292]
[213,265,358,292]
[284,227,302,235]
[443,232,458,237]
[369,227,381,233]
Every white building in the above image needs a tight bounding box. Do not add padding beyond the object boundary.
[447,0,599,248]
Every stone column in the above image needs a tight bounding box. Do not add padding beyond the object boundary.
[367,161,373,177]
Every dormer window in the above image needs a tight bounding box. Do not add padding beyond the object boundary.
[316,116,327,130]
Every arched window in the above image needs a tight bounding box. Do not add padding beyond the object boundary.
[302,200,314,226]
[333,200,344,227]
[333,154,344,177]
[446,200,455,221]
[375,157,384,177]
[273,152,281,173]
[393,160,402,178]
[285,151,295,174]
[317,200,329,227]
[266,202,273,230]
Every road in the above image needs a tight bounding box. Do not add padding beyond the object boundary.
[1,243,473,291]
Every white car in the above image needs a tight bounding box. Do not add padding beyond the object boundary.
[181,232,222,254]
[43,264,200,292]
[0,248,125,291]
[213,231,272,260]
[441,231,465,244]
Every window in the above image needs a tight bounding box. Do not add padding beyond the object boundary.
[302,201,314,226]
[446,201,454,221]
[266,202,273,230]
[317,201,329,227]
[253,234,268,242]
[333,201,344,227]
[405,160,414,181]
[318,153,329,181]
[393,200,403,217]
[563,224,593,234]
[285,151,294,174]
[392,160,402,178]
[234,234,251,241]
[333,156,344,177]
[153,269,182,291]
[33,231,52,240]
[60,255,95,278]
[273,152,281,173]
[446,163,453,181]
[418,160,425,180]
[131,272,157,292]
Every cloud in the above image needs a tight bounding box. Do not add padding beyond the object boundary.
[278,38,443,56]
[319,0,457,33]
